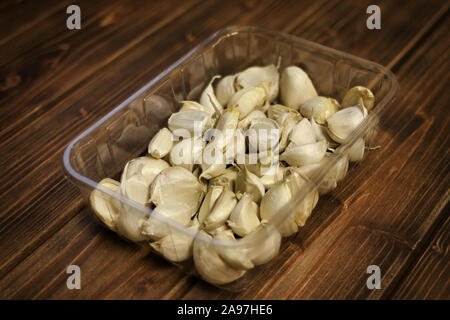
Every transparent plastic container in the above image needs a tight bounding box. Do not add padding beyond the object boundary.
[62,25,398,291]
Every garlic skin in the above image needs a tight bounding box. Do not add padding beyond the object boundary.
[149,166,206,216]
[200,75,223,115]
[280,140,327,166]
[300,96,340,124]
[326,106,366,143]
[193,231,246,285]
[169,137,203,172]
[237,109,267,130]
[198,185,224,224]
[215,75,236,106]
[203,189,237,231]
[280,66,318,110]
[148,127,173,159]
[243,221,281,265]
[180,100,215,116]
[168,109,212,138]
[228,82,270,119]
[235,64,279,102]
[150,218,199,262]
[289,118,316,146]
[90,178,120,231]
[341,86,375,111]
[247,118,280,153]
[227,194,260,237]
[235,165,265,203]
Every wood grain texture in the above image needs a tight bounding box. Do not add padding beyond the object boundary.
[0,0,448,299]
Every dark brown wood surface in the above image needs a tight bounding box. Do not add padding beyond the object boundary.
[0,0,448,299]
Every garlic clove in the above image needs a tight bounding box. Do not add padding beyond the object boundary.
[149,166,206,216]
[227,194,260,237]
[169,137,204,172]
[341,86,375,111]
[278,116,297,153]
[168,109,213,138]
[326,106,365,143]
[198,185,224,224]
[148,127,173,159]
[237,109,267,130]
[289,118,316,146]
[243,220,281,265]
[300,96,340,124]
[346,137,365,162]
[228,82,270,119]
[209,166,239,191]
[179,100,215,116]
[150,218,199,262]
[141,202,194,241]
[211,107,239,151]
[267,104,303,126]
[203,188,237,231]
[280,66,318,110]
[193,231,246,285]
[215,75,237,106]
[116,205,149,242]
[235,64,279,102]
[235,165,265,204]
[214,229,254,270]
[280,140,327,166]
[200,75,223,116]
[247,118,280,153]
[260,165,285,189]
[90,178,120,231]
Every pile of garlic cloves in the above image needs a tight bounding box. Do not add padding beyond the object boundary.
[90,63,375,285]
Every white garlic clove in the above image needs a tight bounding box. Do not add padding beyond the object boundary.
[150,218,199,262]
[346,137,365,162]
[148,127,173,159]
[300,96,340,124]
[260,165,285,189]
[235,165,265,204]
[193,231,246,285]
[247,118,280,153]
[326,106,366,143]
[141,202,194,241]
[237,109,267,130]
[289,118,316,146]
[208,167,239,191]
[116,205,149,242]
[210,107,239,151]
[243,220,281,265]
[267,104,303,126]
[200,75,223,116]
[90,178,120,231]
[179,100,215,117]
[203,189,237,231]
[215,75,237,106]
[168,109,213,138]
[235,64,279,102]
[199,162,227,180]
[198,185,224,224]
[149,166,206,216]
[280,140,327,166]
[278,116,297,153]
[214,229,254,270]
[228,82,270,119]
[280,66,318,110]
[341,86,375,111]
[169,137,204,172]
[227,194,260,237]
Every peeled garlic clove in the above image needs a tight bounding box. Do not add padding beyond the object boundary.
[214,229,254,270]
[169,137,203,172]
[148,127,173,159]
[193,231,246,285]
[168,109,212,138]
[237,109,266,130]
[203,189,237,231]
[289,118,316,146]
[341,86,375,111]
[141,203,193,240]
[228,82,270,119]
[280,140,327,166]
[215,75,237,106]
[117,205,149,242]
[200,75,223,115]
[243,220,281,265]
[285,172,319,226]
[346,137,365,162]
[300,96,340,124]
[227,194,260,237]
[280,66,318,110]
[260,181,298,237]
[247,118,280,153]
[267,104,303,126]
[260,165,285,189]
[209,167,239,191]
[198,185,224,224]
[150,218,199,262]
[235,165,265,203]
[90,178,120,231]
[278,116,297,153]
[199,162,226,180]
[211,107,239,150]
[178,100,212,116]
[326,106,365,143]
[235,64,279,102]
[149,166,206,216]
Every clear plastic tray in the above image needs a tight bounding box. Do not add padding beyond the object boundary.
[62,25,398,291]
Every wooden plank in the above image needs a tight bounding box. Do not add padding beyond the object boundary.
[390,210,449,299]
[1,4,448,297]
[0,0,201,141]
[181,13,450,299]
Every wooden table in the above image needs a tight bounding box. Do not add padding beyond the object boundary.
[0,0,448,300]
